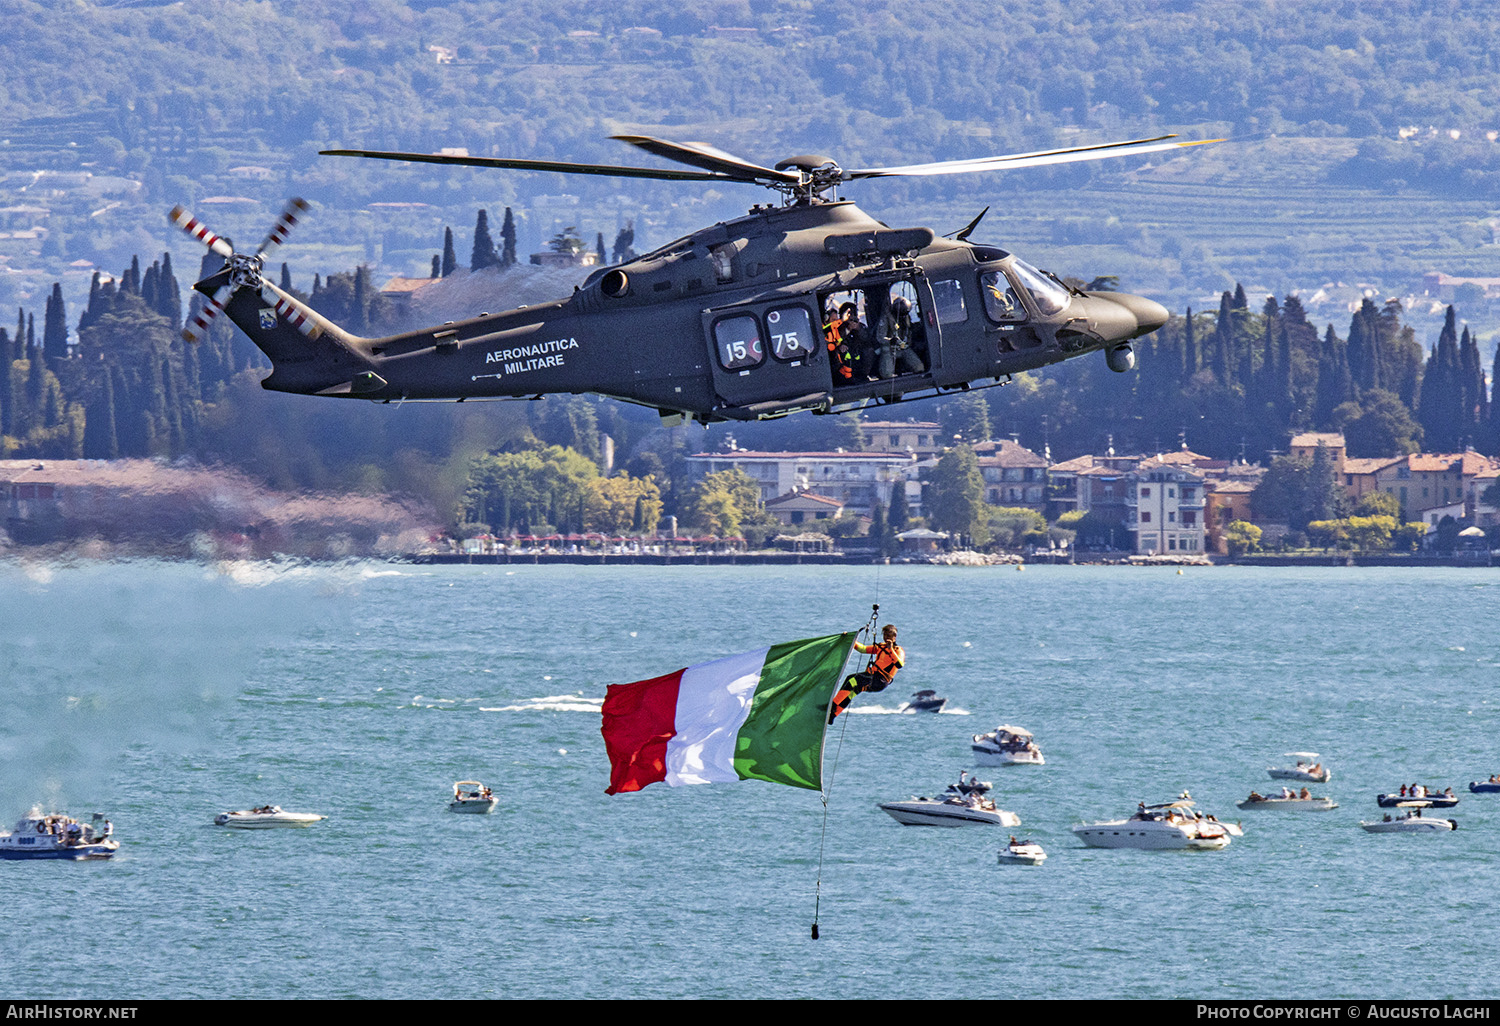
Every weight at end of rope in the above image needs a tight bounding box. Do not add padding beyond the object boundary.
[811,922,820,940]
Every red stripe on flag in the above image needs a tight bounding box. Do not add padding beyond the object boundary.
[601,668,683,794]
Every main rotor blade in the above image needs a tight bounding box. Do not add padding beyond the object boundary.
[845,135,1220,180]
[319,148,736,183]
[608,135,802,185]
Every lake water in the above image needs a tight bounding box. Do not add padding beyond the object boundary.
[2,560,1497,999]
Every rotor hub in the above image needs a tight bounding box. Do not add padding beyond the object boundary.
[228,252,265,291]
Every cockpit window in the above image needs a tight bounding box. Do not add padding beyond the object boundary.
[713,315,765,371]
[980,271,1026,323]
[1009,259,1071,316]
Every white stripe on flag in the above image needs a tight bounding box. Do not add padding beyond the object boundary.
[664,647,769,786]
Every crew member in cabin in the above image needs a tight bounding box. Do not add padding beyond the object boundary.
[828,624,905,723]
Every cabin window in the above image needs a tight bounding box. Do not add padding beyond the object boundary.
[765,305,817,361]
[930,279,968,324]
[980,271,1026,323]
[713,315,765,371]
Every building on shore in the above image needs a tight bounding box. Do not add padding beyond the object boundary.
[684,449,918,518]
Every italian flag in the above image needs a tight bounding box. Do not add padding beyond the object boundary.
[601,633,856,795]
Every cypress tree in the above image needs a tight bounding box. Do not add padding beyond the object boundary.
[1212,291,1235,385]
[612,222,636,263]
[0,327,10,436]
[1418,307,1462,453]
[351,266,370,335]
[596,232,606,266]
[83,371,119,459]
[1182,306,1198,379]
[43,283,68,370]
[79,272,103,334]
[121,256,140,296]
[471,210,498,271]
[280,262,293,292]
[500,208,517,266]
[158,252,182,327]
[1460,325,1486,446]
[441,226,458,276]
[1486,341,1500,455]
[141,261,160,315]
[1314,325,1351,426]
[888,479,910,532]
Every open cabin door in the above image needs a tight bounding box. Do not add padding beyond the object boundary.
[701,298,832,417]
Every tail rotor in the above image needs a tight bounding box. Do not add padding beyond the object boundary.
[255,197,310,262]
[168,198,318,343]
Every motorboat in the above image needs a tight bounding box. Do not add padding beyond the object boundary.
[1469,778,1500,794]
[972,724,1044,766]
[1267,752,1330,783]
[898,689,947,713]
[1072,799,1234,850]
[998,837,1047,865]
[215,805,325,828]
[0,808,118,860]
[1377,788,1457,808]
[944,769,992,797]
[878,791,1021,828]
[449,780,497,814]
[1360,807,1457,833]
[1237,790,1337,811]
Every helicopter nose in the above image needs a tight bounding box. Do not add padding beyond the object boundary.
[1096,292,1170,339]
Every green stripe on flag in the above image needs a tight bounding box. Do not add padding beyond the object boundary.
[733,632,855,790]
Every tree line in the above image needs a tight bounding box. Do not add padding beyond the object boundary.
[982,285,1496,466]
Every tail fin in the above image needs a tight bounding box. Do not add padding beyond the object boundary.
[173,200,386,397]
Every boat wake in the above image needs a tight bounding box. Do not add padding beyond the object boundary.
[479,694,604,714]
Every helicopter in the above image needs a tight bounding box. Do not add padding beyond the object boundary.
[170,133,1213,425]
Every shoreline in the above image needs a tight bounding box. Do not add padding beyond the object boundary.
[405,551,1495,568]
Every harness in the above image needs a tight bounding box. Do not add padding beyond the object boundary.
[865,642,903,683]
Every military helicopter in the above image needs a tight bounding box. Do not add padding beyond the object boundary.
[170,133,1211,424]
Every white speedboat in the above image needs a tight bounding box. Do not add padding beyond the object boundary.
[1267,752,1330,783]
[972,724,1044,766]
[998,837,1047,865]
[1360,808,1457,833]
[1377,788,1457,808]
[878,792,1021,827]
[1236,790,1338,811]
[449,780,497,814]
[1073,799,1234,850]
[215,805,325,829]
[0,808,118,860]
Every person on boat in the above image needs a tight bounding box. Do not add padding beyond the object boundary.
[1299,787,1311,799]
[827,624,905,722]
[1247,791,1264,802]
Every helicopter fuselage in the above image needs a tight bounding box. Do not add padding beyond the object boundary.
[204,200,1168,422]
